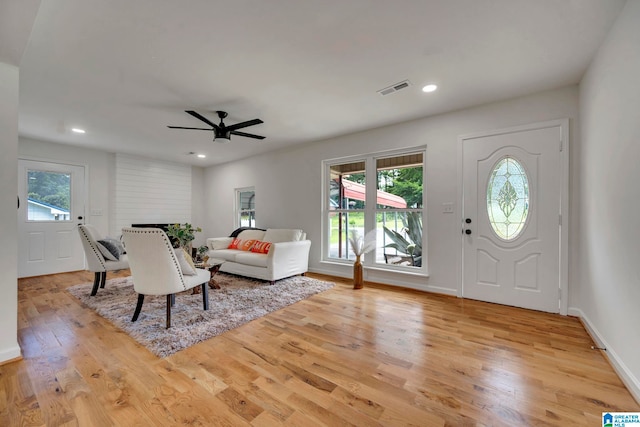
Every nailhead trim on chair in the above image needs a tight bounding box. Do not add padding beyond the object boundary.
[78,225,106,271]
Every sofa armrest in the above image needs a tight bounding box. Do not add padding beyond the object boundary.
[206,237,233,250]
[269,240,311,276]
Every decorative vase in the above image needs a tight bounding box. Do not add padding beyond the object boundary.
[353,255,363,289]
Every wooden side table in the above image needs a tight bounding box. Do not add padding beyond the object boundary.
[193,258,225,293]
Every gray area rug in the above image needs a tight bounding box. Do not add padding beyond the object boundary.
[67,273,334,358]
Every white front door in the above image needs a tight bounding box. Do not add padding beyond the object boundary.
[18,160,86,278]
[462,122,565,313]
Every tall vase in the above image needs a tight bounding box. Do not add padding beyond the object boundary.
[353,255,363,289]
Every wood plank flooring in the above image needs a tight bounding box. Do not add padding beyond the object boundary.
[2,270,638,426]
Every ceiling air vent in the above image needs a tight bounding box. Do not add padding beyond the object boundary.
[378,80,411,96]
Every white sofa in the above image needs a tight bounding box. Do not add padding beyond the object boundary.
[206,228,311,283]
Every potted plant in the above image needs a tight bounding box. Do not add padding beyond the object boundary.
[165,223,202,253]
[383,212,422,267]
[196,245,209,263]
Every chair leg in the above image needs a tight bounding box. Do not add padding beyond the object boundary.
[202,283,209,311]
[90,272,101,296]
[170,294,176,307]
[166,295,172,329]
[132,294,144,322]
[100,271,107,288]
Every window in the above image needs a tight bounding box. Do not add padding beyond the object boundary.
[323,148,426,272]
[376,153,424,268]
[327,160,366,260]
[27,169,72,221]
[235,187,256,228]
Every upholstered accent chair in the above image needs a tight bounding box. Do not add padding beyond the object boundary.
[121,227,210,329]
[78,224,129,296]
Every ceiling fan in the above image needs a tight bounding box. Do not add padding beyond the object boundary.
[168,110,265,143]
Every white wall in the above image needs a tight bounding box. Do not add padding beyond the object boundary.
[0,62,21,361]
[113,153,192,235]
[204,86,579,295]
[578,0,640,401]
[19,138,208,245]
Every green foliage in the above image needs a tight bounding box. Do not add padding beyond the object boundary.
[383,212,422,266]
[27,171,71,210]
[378,167,423,208]
[165,223,202,248]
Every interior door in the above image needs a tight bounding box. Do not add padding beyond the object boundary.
[462,124,563,313]
[18,160,86,278]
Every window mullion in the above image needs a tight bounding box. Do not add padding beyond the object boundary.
[363,157,376,266]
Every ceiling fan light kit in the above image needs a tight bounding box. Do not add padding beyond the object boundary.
[168,110,265,143]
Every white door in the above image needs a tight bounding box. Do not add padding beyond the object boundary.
[462,123,564,313]
[18,160,86,277]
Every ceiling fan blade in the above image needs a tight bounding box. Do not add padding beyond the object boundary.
[185,110,220,130]
[225,118,263,132]
[231,130,265,140]
[167,126,213,131]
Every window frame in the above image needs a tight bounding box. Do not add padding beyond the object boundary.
[322,146,428,275]
[235,186,256,229]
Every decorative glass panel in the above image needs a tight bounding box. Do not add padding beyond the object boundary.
[487,157,529,240]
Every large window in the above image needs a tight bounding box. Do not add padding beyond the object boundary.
[235,187,256,228]
[323,148,426,272]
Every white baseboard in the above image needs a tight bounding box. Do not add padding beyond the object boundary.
[572,307,640,404]
[0,344,21,363]
[308,267,457,296]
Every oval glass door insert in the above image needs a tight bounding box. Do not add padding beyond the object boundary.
[487,156,530,240]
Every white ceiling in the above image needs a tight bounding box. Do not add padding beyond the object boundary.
[9,0,626,166]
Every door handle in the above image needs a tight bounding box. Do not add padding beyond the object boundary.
[465,229,472,235]
[77,216,83,220]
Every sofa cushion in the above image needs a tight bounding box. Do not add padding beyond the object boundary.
[234,252,269,268]
[251,240,272,254]
[263,229,304,243]
[237,229,266,241]
[228,238,257,251]
[208,237,233,250]
[210,249,241,262]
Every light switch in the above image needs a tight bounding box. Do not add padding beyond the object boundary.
[442,202,454,214]
[91,209,103,216]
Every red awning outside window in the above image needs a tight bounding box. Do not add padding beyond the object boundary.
[342,179,407,208]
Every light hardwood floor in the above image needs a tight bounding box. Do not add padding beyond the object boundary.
[2,270,638,426]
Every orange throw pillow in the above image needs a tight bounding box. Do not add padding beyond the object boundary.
[228,238,257,251]
[251,240,272,254]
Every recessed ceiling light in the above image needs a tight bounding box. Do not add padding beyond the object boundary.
[422,84,438,93]
[197,154,206,158]
[71,128,86,134]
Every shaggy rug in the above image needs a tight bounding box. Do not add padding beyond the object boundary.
[67,273,334,358]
